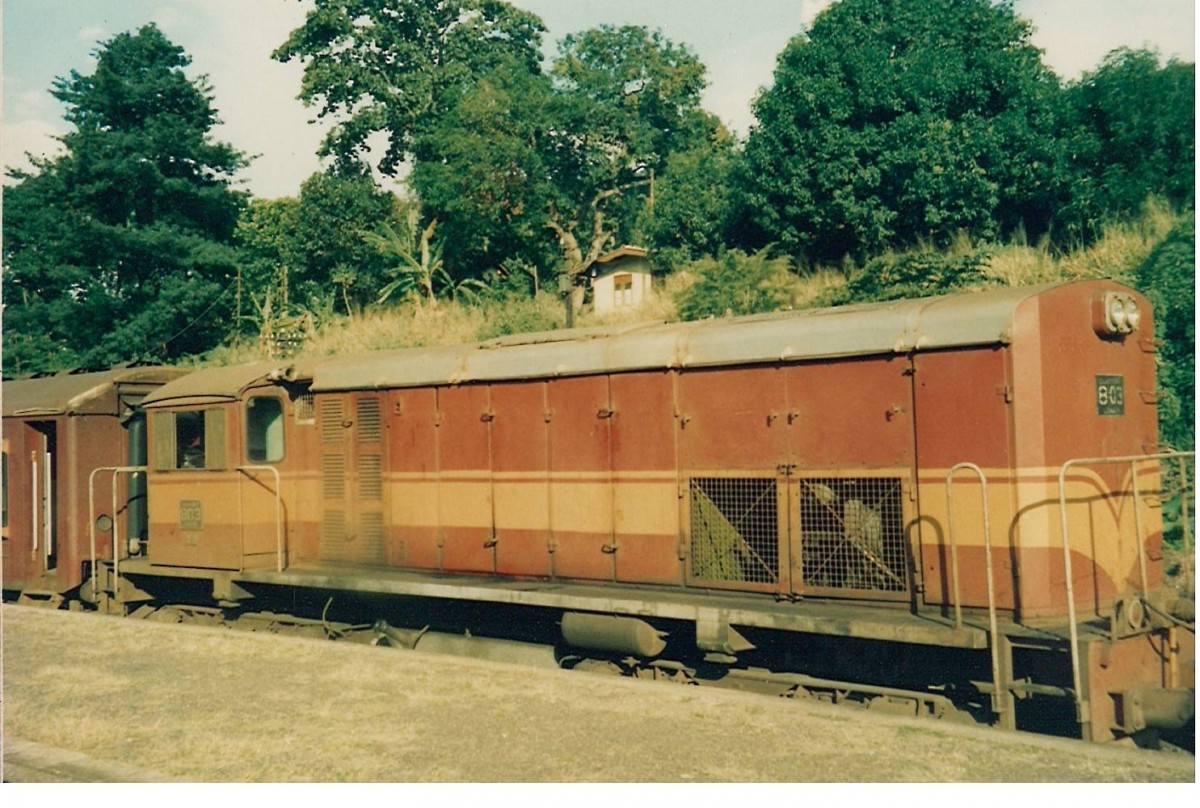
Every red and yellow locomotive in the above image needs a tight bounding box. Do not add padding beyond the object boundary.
[3,280,1194,744]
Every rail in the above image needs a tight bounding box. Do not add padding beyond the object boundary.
[1056,450,1195,739]
[944,463,1006,724]
[236,465,285,572]
[87,466,148,602]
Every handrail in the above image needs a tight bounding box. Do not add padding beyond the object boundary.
[1056,450,1195,736]
[236,465,284,572]
[945,462,1003,720]
[87,466,148,602]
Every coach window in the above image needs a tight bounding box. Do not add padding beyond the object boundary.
[154,409,227,471]
[2,451,8,528]
[246,396,285,463]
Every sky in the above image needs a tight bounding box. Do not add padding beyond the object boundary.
[1,0,1195,200]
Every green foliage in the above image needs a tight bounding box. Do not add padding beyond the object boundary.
[292,167,395,308]
[640,136,737,271]
[475,293,563,341]
[826,249,992,306]
[675,250,795,321]
[1134,213,1195,452]
[273,0,545,175]
[1059,49,1195,242]
[741,0,1065,263]
[2,24,247,374]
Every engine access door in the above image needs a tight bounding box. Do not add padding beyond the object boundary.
[317,392,388,567]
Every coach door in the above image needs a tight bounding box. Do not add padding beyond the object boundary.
[26,421,58,572]
[318,393,387,567]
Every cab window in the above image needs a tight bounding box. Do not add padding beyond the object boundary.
[246,396,285,463]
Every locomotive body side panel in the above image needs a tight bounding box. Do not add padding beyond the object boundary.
[435,384,495,573]
[546,375,616,581]
[911,347,1017,611]
[608,371,683,584]
[489,380,552,577]
[385,387,440,570]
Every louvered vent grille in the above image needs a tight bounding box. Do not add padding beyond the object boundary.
[322,454,346,500]
[357,397,382,443]
[358,454,382,500]
[321,399,344,443]
[359,511,386,564]
[320,510,348,561]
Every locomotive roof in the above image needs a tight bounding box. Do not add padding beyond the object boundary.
[141,360,315,408]
[1,366,189,417]
[307,282,1067,392]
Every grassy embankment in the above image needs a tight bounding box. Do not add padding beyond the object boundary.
[203,201,1185,368]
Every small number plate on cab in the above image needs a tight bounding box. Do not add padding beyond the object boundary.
[1095,375,1124,416]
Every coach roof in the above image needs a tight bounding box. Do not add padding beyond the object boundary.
[2,366,189,417]
[308,282,1077,393]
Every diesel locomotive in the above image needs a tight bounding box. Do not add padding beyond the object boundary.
[3,279,1194,745]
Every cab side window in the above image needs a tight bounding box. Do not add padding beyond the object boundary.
[152,410,227,471]
[246,396,285,463]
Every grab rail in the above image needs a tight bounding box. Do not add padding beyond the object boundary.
[1056,450,1195,737]
[87,466,148,602]
[236,465,285,572]
[945,463,1004,721]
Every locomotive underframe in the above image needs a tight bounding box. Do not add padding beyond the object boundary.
[93,555,1192,746]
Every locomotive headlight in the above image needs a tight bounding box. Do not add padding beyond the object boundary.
[1097,292,1141,336]
[1125,299,1142,331]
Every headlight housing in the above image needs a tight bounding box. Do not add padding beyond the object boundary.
[1095,292,1142,337]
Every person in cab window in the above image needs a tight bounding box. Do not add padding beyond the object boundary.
[180,430,204,469]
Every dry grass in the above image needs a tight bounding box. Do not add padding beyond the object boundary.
[3,605,1195,783]
[195,203,1185,369]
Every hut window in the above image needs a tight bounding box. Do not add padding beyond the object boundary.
[614,273,634,306]
[247,396,285,463]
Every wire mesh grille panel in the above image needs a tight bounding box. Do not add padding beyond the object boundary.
[294,393,315,424]
[689,477,779,584]
[798,477,907,592]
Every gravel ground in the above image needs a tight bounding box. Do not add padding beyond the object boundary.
[1,604,1194,783]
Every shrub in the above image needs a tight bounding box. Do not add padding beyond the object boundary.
[675,250,795,320]
[826,249,992,305]
[1134,212,1195,452]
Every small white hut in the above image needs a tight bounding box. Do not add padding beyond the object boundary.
[590,245,652,314]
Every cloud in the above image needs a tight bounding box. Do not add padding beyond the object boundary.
[76,25,109,45]
[2,119,67,179]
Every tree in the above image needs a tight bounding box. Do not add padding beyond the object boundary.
[278,4,721,283]
[272,0,545,175]
[1060,48,1195,241]
[2,24,248,373]
[292,167,396,311]
[741,0,1066,264]
[544,25,720,278]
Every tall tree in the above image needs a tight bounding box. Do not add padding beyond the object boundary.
[272,0,545,175]
[2,24,248,373]
[741,0,1065,264]
[277,3,721,282]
